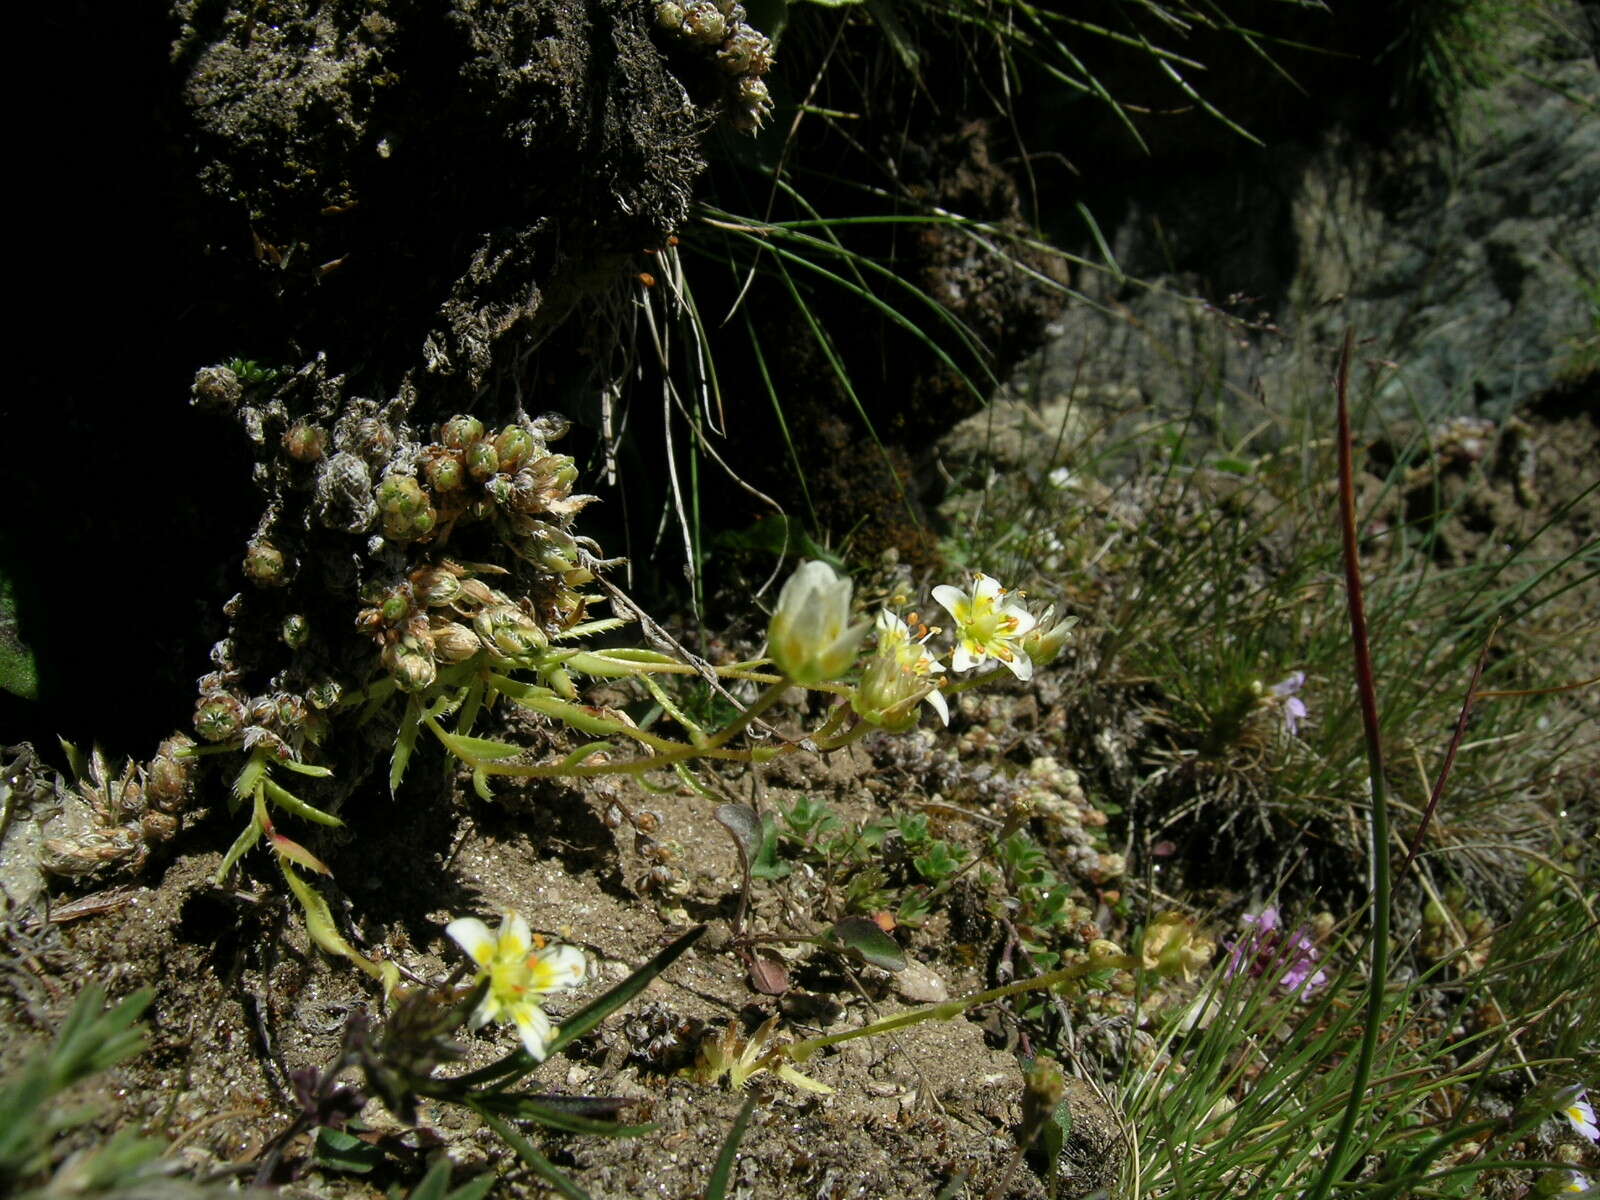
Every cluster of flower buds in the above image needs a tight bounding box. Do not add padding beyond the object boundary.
[653,0,774,132]
[41,737,196,877]
[357,560,573,692]
[194,681,326,757]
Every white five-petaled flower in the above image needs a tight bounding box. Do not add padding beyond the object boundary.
[445,910,586,1061]
[1563,1088,1599,1143]
[767,560,871,685]
[1558,1169,1591,1194]
[932,573,1037,681]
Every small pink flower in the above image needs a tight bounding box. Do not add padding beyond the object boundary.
[1226,906,1327,997]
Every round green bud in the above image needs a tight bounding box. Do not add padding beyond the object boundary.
[380,591,411,623]
[494,426,536,471]
[410,506,437,537]
[441,414,485,449]
[281,613,311,648]
[376,473,426,516]
[467,440,500,481]
[194,692,246,743]
[655,0,685,31]
[306,679,343,710]
[474,604,547,657]
[244,540,287,586]
[383,634,438,693]
[425,452,464,493]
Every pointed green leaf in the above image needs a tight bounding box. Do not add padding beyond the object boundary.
[469,1105,591,1200]
[705,1095,758,1200]
[263,776,344,826]
[472,1092,654,1137]
[391,698,422,796]
[233,752,268,802]
[277,758,334,778]
[271,832,332,876]
[215,816,264,882]
[429,723,524,762]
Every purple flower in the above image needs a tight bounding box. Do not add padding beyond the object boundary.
[1270,672,1308,736]
[1226,907,1327,997]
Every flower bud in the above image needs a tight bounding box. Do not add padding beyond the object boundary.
[381,591,412,623]
[383,633,438,693]
[474,604,548,657]
[1020,606,1078,670]
[467,441,500,481]
[283,421,327,463]
[767,561,869,685]
[377,473,427,516]
[142,810,180,843]
[244,539,287,586]
[281,613,311,648]
[683,0,725,43]
[441,414,485,449]
[430,620,483,663]
[306,679,342,710]
[655,0,685,31]
[195,692,246,743]
[494,426,536,472]
[425,452,465,493]
[413,567,462,608]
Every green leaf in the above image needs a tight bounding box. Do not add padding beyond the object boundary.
[827,917,906,972]
[276,758,334,778]
[313,1126,384,1174]
[430,723,524,762]
[392,697,422,796]
[469,1104,591,1200]
[749,812,790,880]
[271,832,332,876]
[233,752,267,802]
[471,1092,654,1137]
[705,1095,758,1200]
[262,776,344,826]
[215,815,264,882]
[399,1159,494,1200]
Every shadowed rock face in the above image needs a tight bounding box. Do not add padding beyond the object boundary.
[172,0,706,398]
[7,2,715,752]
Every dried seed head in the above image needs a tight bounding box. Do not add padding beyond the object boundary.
[142,810,180,843]
[603,802,626,829]
[635,809,661,834]
[413,567,462,608]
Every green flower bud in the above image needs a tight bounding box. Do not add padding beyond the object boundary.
[243,539,287,586]
[195,692,246,743]
[412,567,462,608]
[494,425,536,471]
[441,414,485,449]
[1019,606,1078,670]
[467,441,500,481]
[306,680,343,710]
[380,591,412,623]
[683,1,725,44]
[281,613,311,648]
[767,561,869,685]
[425,452,464,493]
[283,421,327,463]
[474,603,547,657]
[383,634,438,693]
[655,0,685,31]
[376,474,426,516]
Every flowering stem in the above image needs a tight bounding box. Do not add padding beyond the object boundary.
[1306,328,1392,1200]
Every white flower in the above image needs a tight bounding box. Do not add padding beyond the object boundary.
[1563,1088,1599,1143]
[932,573,1037,680]
[852,611,948,730]
[445,911,586,1060]
[767,561,870,685]
[1557,1169,1591,1194]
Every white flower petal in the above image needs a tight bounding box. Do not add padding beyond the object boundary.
[497,910,533,957]
[925,688,950,726]
[950,642,982,673]
[1003,650,1034,681]
[511,1001,555,1061]
[931,584,969,622]
[446,917,497,967]
[529,944,588,994]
